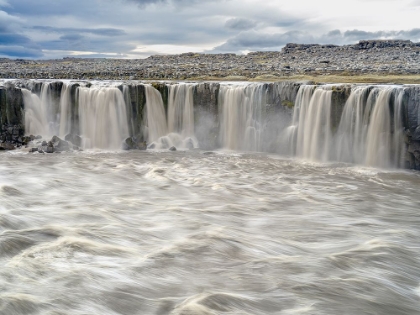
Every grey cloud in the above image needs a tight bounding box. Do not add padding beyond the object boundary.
[0,9,43,58]
[342,29,420,41]
[0,45,43,58]
[59,34,84,41]
[225,18,256,31]
[212,28,420,53]
[123,0,217,7]
[212,30,316,52]
[32,26,126,37]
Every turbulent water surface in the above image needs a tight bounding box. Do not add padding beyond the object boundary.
[1,150,420,315]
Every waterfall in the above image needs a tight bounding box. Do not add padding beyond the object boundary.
[78,86,129,149]
[144,83,198,149]
[144,84,168,145]
[335,86,371,164]
[334,86,406,168]
[392,89,406,168]
[292,86,333,161]
[22,82,57,137]
[58,82,74,137]
[290,84,407,168]
[219,84,266,151]
[167,83,195,138]
[14,79,412,168]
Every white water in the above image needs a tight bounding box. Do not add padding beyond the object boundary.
[19,80,409,168]
[294,86,333,161]
[219,84,265,151]
[290,84,407,168]
[78,86,129,149]
[168,83,195,138]
[22,83,57,137]
[1,150,420,315]
[144,84,168,144]
[145,84,198,149]
[58,83,74,138]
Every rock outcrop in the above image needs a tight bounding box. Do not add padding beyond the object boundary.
[0,40,419,80]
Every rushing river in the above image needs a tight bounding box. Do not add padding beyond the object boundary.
[1,149,420,315]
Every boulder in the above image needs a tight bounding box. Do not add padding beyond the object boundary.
[50,136,71,151]
[0,142,15,150]
[64,133,82,147]
[169,146,177,151]
[123,136,147,150]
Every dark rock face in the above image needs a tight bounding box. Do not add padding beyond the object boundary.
[404,86,420,169]
[125,84,146,137]
[193,83,220,150]
[355,40,413,50]
[405,86,420,141]
[0,85,24,126]
[0,124,24,146]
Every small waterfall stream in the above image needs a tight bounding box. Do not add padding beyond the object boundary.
[219,84,266,151]
[78,86,129,149]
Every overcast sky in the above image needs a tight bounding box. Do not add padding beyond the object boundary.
[1,0,420,59]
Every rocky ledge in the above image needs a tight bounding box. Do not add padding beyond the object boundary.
[1,40,419,80]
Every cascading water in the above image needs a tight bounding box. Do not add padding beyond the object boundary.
[22,82,57,137]
[58,82,74,138]
[144,84,168,146]
[11,79,414,168]
[291,85,333,161]
[168,83,195,137]
[334,86,406,168]
[78,86,129,149]
[143,83,198,149]
[219,83,266,151]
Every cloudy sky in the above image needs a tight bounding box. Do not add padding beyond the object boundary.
[1,0,420,59]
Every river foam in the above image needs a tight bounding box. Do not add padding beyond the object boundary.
[1,150,420,314]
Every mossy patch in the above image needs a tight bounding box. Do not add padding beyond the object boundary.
[281,100,294,108]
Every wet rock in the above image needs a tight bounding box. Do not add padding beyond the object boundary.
[46,146,54,153]
[0,142,15,150]
[21,136,32,145]
[51,135,71,151]
[35,135,42,140]
[42,141,47,146]
[123,136,147,150]
[65,133,82,147]
[169,146,177,151]
[30,148,38,153]
[148,143,156,149]
[123,137,135,150]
